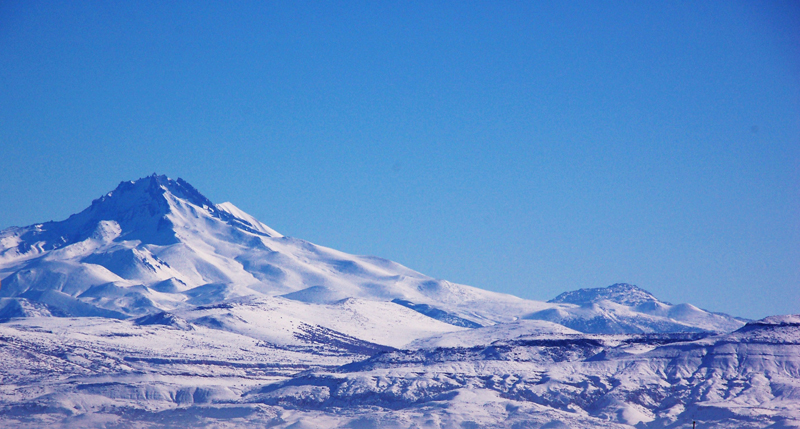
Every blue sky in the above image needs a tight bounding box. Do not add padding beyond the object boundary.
[1,1,798,319]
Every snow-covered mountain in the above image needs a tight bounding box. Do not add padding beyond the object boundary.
[523,283,746,334]
[2,174,792,428]
[0,174,538,326]
[0,174,742,335]
[550,282,662,306]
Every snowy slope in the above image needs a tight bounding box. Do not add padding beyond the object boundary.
[407,319,580,349]
[170,295,464,349]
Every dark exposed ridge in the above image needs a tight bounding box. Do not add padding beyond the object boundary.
[392,299,483,328]
[735,315,800,333]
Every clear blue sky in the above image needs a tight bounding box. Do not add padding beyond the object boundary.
[1,1,798,319]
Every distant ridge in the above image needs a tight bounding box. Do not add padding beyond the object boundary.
[549,283,664,306]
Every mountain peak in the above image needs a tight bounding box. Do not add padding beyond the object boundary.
[9,174,279,251]
[67,174,216,245]
[548,283,664,307]
[100,174,214,210]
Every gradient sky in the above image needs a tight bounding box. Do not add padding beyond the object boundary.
[1,1,798,319]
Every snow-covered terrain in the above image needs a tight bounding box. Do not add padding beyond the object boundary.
[0,174,793,428]
[524,283,746,334]
[254,316,800,428]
